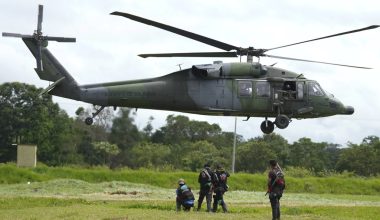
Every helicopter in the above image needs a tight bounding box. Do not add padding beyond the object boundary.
[2,5,378,134]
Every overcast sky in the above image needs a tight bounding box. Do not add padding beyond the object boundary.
[1,0,379,146]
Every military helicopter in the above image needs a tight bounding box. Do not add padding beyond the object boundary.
[3,5,378,134]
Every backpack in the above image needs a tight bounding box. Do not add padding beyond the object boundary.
[201,169,212,182]
[273,168,285,190]
[219,173,228,183]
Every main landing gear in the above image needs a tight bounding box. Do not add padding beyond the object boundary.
[84,106,105,125]
[260,118,274,134]
[260,114,291,134]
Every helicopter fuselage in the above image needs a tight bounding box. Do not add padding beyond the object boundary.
[72,61,353,120]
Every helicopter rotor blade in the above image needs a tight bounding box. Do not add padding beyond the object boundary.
[139,51,238,58]
[2,32,33,38]
[265,54,372,69]
[266,25,380,51]
[44,36,76,42]
[110,11,240,51]
[37,5,43,33]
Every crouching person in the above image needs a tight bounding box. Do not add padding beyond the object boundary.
[176,178,195,211]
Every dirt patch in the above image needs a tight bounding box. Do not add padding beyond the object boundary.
[109,190,146,196]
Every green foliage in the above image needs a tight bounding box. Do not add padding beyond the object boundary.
[129,142,171,168]
[109,108,141,151]
[336,137,380,176]
[236,141,276,173]
[181,141,228,171]
[152,115,222,145]
[0,82,81,165]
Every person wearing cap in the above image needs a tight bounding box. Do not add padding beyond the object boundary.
[197,163,214,212]
[212,164,230,213]
[176,178,195,211]
[267,159,285,220]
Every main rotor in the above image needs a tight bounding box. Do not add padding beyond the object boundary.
[111,11,378,69]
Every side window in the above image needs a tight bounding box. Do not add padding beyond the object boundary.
[238,81,253,97]
[308,82,324,96]
[297,82,304,99]
[256,81,270,98]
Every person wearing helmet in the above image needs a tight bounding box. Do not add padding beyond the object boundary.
[176,178,195,211]
[197,163,214,212]
[212,164,230,213]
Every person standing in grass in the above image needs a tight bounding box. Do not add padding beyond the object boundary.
[267,159,286,220]
[212,164,230,213]
[176,178,195,211]
[197,163,214,212]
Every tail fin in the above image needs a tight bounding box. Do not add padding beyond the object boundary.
[2,5,80,101]
[23,38,81,100]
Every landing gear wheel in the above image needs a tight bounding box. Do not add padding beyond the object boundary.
[85,117,93,125]
[275,114,290,129]
[260,120,274,134]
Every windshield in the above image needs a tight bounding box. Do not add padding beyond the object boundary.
[308,81,324,96]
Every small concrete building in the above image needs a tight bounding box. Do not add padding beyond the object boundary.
[17,145,37,167]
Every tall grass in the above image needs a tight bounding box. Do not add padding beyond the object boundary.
[1,163,379,195]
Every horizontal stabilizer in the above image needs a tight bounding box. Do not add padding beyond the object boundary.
[39,77,66,96]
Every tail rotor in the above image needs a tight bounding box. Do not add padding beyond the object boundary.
[2,4,76,71]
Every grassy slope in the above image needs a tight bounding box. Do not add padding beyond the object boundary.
[1,164,380,195]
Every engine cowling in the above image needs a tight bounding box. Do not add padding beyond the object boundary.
[192,62,267,79]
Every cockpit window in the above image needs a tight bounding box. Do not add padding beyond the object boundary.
[308,82,324,96]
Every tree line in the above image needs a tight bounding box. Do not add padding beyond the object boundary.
[1,82,379,176]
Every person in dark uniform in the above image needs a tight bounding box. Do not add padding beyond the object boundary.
[267,160,285,220]
[176,178,195,211]
[197,163,214,212]
[212,164,230,213]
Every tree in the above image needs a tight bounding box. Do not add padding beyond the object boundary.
[129,142,171,168]
[0,82,82,165]
[142,116,154,141]
[92,141,120,166]
[152,115,223,145]
[336,136,380,176]
[181,141,227,171]
[108,108,141,167]
[288,138,329,172]
[109,108,141,150]
[236,140,276,173]
[252,133,289,166]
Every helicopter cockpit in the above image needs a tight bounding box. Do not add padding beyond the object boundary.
[308,81,325,97]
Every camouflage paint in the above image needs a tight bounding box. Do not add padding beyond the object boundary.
[21,39,353,121]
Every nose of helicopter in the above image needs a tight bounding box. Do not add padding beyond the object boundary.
[342,106,355,115]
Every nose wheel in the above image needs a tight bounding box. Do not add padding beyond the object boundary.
[84,106,105,125]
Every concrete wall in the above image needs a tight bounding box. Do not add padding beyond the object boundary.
[17,145,37,167]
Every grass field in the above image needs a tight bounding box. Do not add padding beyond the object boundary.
[1,179,380,219]
[1,164,380,219]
